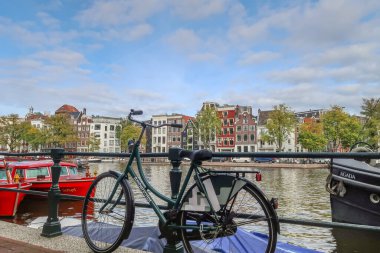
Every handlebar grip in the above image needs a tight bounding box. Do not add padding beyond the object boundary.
[131,109,143,115]
[171,123,183,128]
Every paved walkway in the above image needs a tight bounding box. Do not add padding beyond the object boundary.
[0,236,63,253]
[0,220,145,253]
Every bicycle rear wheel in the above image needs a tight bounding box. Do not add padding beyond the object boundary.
[179,178,277,253]
[82,171,135,253]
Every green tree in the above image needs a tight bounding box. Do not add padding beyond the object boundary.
[0,114,30,151]
[118,120,144,152]
[43,114,78,147]
[261,104,296,151]
[195,106,221,149]
[22,125,45,151]
[298,121,327,151]
[360,98,380,148]
[87,135,101,152]
[322,106,361,151]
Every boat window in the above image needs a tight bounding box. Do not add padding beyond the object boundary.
[0,170,6,180]
[15,169,25,178]
[60,166,69,176]
[25,167,49,178]
[69,167,78,175]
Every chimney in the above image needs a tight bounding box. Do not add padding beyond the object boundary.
[83,108,87,115]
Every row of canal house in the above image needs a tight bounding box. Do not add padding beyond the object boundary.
[2,103,325,154]
[150,102,326,154]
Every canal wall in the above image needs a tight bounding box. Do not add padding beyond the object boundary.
[0,220,145,253]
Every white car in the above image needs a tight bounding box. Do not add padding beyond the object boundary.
[232,157,251,163]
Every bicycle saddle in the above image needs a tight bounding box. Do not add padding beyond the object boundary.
[179,149,212,162]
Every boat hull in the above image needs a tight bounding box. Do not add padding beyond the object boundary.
[329,159,380,226]
[0,183,32,216]
[29,178,95,197]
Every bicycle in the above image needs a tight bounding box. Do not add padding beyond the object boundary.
[81,109,279,253]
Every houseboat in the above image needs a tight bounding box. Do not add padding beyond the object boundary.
[327,158,380,226]
[7,160,96,198]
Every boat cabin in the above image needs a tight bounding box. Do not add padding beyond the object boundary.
[8,161,80,182]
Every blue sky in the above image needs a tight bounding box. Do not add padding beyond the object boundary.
[0,0,379,119]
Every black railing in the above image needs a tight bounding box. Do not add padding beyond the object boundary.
[1,148,380,239]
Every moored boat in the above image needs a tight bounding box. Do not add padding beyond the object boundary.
[326,158,380,226]
[7,160,96,198]
[0,162,32,216]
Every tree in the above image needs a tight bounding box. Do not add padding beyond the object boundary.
[298,121,327,151]
[360,98,380,148]
[22,125,45,151]
[261,104,296,152]
[0,114,30,152]
[322,106,361,151]
[195,106,221,149]
[43,114,78,148]
[87,135,101,152]
[118,120,144,152]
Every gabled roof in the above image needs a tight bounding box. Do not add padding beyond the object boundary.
[257,110,273,126]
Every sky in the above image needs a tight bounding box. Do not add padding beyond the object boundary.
[0,0,379,119]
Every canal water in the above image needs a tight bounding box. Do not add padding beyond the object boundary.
[3,162,379,253]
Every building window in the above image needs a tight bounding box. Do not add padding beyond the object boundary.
[243,134,248,142]
[229,119,233,125]
[95,124,101,130]
[229,128,233,134]
[105,125,108,131]
[229,139,234,146]
[104,133,107,139]
[250,134,255,141]
[163,137,166,144]
[224,119,228,126]
[237,146,241,152]
[110,125,115,131]
[224,139,228,146]
[223,128,227,135]
[244,146,248,152]
[223,112,227,117]
[237,126,241,132]
[237,135,241,142]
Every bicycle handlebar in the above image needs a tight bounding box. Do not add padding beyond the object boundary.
[128,109,183,129]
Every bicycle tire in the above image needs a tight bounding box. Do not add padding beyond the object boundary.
[179,176,277,253]
[82,171,135,253]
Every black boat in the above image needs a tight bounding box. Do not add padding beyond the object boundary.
[326,156,380,226]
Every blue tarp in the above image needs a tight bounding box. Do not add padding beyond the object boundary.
[63,225,321,253]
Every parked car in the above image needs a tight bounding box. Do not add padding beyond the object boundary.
[232,157,251,163]
[211,157,226,162]
[254,157,274,163]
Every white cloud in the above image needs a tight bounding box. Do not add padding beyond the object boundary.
[167,29,201,52]
[36,12,60,29]
[170,0,227,20]
[75,0,163,27]
[238,51,280,65]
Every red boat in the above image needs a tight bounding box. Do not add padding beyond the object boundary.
[0,162,32,216]
[7,160,96,197]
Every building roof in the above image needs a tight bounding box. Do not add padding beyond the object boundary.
[55,104,79,114]
[257,109,273,126]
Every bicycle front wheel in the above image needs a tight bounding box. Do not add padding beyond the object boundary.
[179,178,277,253]
[82,171,135,253]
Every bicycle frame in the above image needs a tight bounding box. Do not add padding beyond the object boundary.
[100,129,217,226]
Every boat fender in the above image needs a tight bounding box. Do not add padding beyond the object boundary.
[336,181,346,197]
[370,193,380,204]
[325,174,346,197]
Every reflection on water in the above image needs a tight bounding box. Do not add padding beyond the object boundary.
[1,162,377,252]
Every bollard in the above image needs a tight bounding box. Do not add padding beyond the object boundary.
[164,147,184,253]
[168,147,183,205]
[41,148,64,237]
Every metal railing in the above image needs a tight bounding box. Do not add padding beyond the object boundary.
[1,148,380,239]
